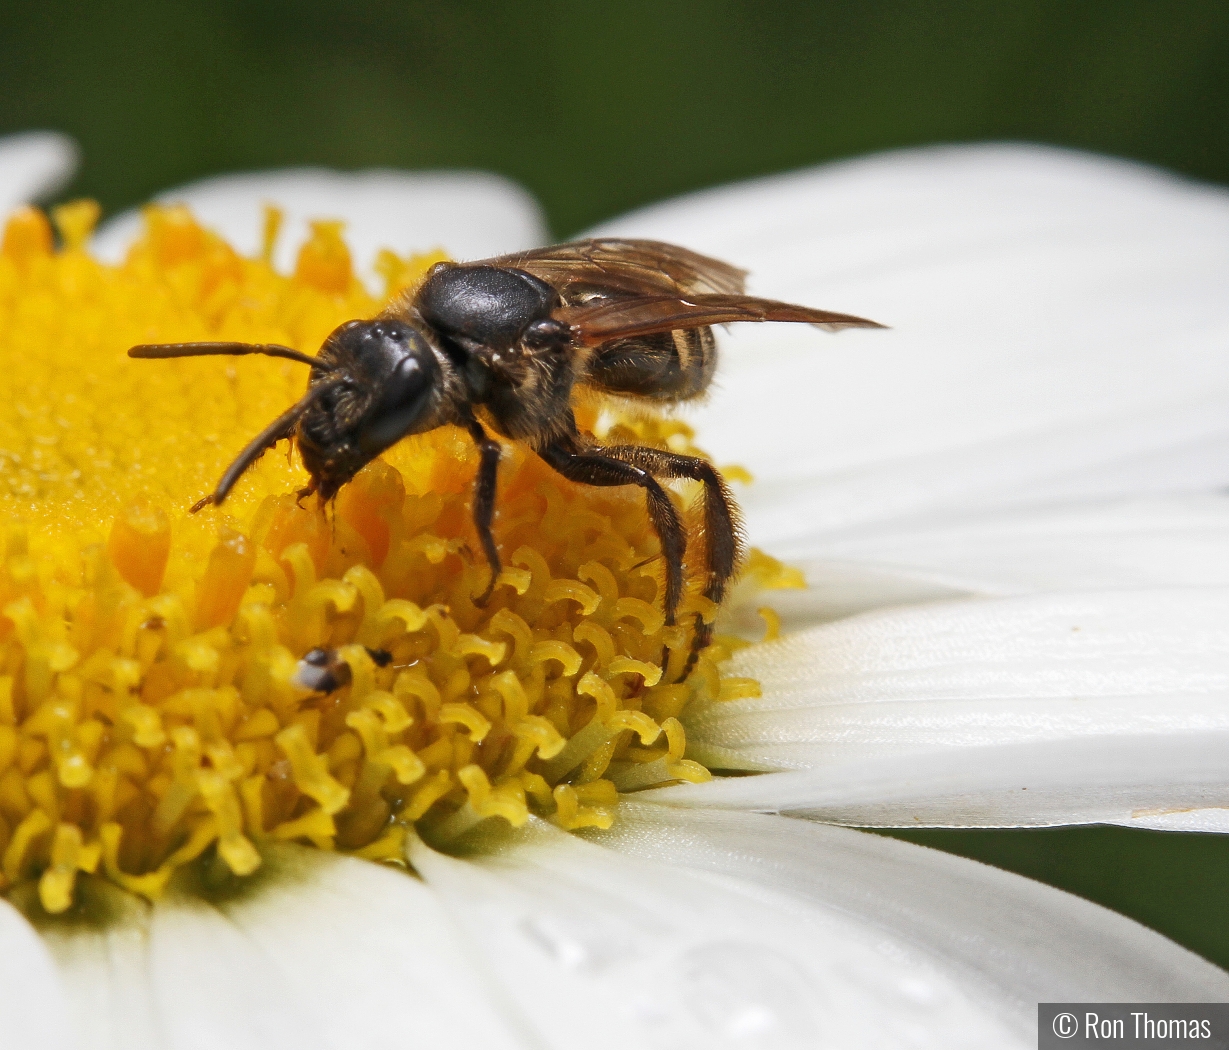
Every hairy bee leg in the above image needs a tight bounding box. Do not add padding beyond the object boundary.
[293,483,317,510]
[538,441,686,628]
[465,416,504,606]
[601,446,743,603]
[602,446,745,680]
[189,493,217,514]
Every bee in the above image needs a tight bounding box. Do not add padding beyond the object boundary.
[130,239,881,676]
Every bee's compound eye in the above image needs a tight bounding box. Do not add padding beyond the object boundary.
[355,331,440,457]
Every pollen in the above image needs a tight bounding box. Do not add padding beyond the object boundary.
[0,200,777,915]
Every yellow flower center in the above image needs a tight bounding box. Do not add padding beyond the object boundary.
[0,200,787,917]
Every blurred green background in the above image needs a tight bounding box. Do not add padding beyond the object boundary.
[4,0,1229,233]
[2,0,1227,967]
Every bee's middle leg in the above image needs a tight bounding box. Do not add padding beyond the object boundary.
[464,415,503,606]
[538,440,686,626]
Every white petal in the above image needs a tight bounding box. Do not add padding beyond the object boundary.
[593,802,1229,1026]
[730,494,1229,632]
[736,395,1229,548]
[1110,808,1229,832]
[34,880,163,1050]
[214,845,526,1050]
[0,131,77,214]
[659,733,1229,828]
[410,818,1023,1049]
[148,883,330,1050]
[92,168,549,280]
[0,897,75,1050]
[706,588,1229,763]
[35,869,330,1050]
[34,847,524,1049]
[591,144,1229,536]
[673,588,1229,826]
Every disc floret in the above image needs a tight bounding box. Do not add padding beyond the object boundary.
[0,202,786,915]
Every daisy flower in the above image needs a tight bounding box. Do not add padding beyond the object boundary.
[0,130,1226,1050]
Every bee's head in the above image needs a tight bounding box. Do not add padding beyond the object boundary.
[300,318,441,495]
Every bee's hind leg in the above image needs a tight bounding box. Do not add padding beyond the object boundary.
[537,439,687,635]
[464,414,504,607]
[600,445,744,682]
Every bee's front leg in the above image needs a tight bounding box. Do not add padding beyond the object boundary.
[462,411,504,606]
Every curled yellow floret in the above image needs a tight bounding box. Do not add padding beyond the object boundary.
[0,199,782,915]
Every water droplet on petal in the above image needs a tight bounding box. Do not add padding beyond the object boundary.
[521,911,642,975]
[675,941,822,1047]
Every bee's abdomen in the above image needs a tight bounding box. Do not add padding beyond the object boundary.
[586,327,716,402]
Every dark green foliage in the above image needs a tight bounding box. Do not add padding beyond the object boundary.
[0,1,1226,233]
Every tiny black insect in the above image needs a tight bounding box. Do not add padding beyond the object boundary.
[294,646,392,694]
[130,238,882,676]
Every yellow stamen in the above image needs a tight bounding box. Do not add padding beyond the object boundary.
[1,207,52,263]
[758,605,782,642]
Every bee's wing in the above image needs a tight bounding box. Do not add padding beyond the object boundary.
[481,239,748,298]
[556,293,885,346]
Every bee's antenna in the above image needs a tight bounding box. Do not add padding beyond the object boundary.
[128,342,322,368]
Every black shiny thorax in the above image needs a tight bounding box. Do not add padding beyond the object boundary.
[414,262,575,436]
[418,263,560,355]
